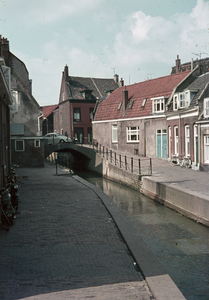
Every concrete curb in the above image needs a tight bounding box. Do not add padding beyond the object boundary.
[73,175,186,300]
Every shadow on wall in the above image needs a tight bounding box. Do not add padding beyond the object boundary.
[11,139,44,168]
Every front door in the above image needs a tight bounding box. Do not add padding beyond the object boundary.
[157,129,167,158]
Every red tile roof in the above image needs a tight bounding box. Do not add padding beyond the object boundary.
[42,105,58,119]
[95,71,190,121]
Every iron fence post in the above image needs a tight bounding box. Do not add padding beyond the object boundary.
[139,159,141,175]
[125,156,127,170]
[115,152,116,165]
[131,157,133,172]
[150,158,152,174]
[119,154,121,168]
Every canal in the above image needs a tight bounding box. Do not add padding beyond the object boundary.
[74,170,209,300]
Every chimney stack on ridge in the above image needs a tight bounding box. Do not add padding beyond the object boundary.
[175,55,181,73]
[122,88,128,115]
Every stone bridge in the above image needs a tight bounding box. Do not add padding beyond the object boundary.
[44,143,102,172]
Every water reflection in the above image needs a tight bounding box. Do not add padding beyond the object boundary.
[74,171,209,300]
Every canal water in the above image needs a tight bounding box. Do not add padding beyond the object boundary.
[74,170,209,300]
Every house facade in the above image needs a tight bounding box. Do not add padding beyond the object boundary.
[0,36,44,167]
[166,71,209,171]
[54,65,120,143]
[93,67,202,159]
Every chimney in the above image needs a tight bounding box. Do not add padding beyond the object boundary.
[0,36,10,66]
[175,55,181,73]
[64,65,69,81]
[114,74,119,83]
[120,77,124,87]
[122,89,128,115]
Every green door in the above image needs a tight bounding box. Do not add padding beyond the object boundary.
[157,135,161,158]
[162,134,167,158]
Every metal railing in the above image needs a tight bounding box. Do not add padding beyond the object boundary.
[45,139,152,176]
[90,140,152,176]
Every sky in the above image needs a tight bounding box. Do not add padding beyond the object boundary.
[1,0,209,106]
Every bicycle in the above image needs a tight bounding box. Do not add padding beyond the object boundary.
[179,156,192,168]
[170,154,181,166]
[170,154,192,168]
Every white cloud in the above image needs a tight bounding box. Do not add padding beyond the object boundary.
[109,0,209,83]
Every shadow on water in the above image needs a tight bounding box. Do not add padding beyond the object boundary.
[74,170,209,300]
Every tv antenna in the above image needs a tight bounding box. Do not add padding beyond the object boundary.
[111,67,117,75]
[192,52,209,59]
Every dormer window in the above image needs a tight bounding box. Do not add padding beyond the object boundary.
[173,90,197,110]
[151,97,166,113]
[79,89,93,100]
[105,90,113,96]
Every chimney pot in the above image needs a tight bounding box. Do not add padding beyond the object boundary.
[120,77,124,87]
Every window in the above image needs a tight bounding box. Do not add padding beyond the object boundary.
[194,125,198,166]
[185,125,190,156]
[152,97,165,113]
[179,93,185,108]
[129,100,134,108]
[127,126,139,142]
[73,108,81,122]
[173,95,178,110]
[174,126,178,155]
[173,90,194,110]
[34,139,40,148]
[204,135,209,163]
[142,98,147,107]
[204,98,209,118]
[118,102,122,110]
[89,108,94,121]
[112,125,118,143]
[15,140,25,152]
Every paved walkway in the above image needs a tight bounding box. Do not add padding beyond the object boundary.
[0,164,154,300]
[151,158,209,200]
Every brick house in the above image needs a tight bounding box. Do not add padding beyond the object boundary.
[54,65,120,143]
[0,36,44,167]
[93,67,201,159]
[166,71,209,171]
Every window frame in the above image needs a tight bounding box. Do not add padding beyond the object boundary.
[151,97,165,113]
[126,126,139,143]
[34,139,40,148]
[15,140,25,152]
[204,135,209,164]
[174,126,178,155]
[73,107,81,122]
[112,124,118,143]
[185,125,190,157]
